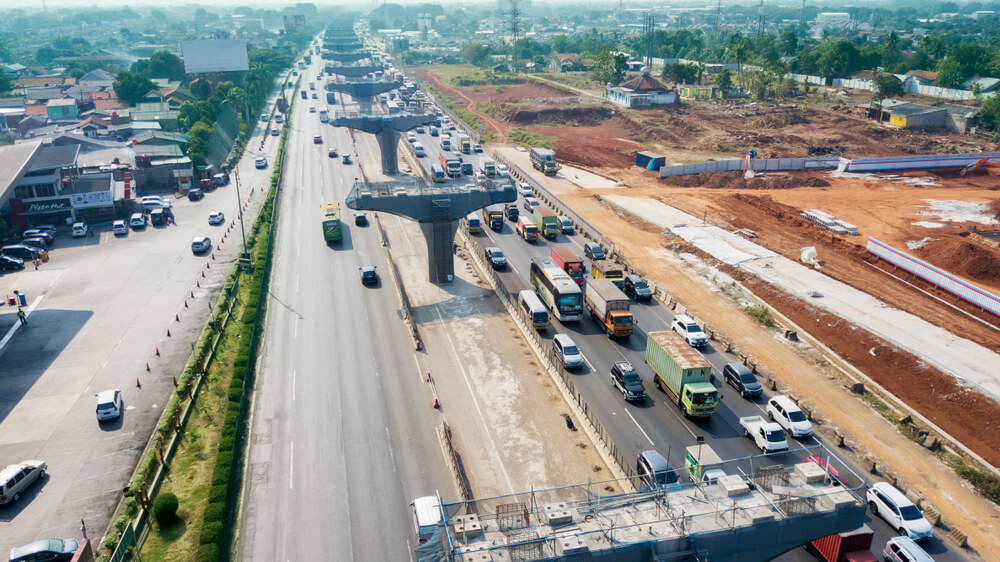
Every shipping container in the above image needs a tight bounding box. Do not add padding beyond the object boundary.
[809,525,877,562]
[645,331,717,417]
[636,151,666,171]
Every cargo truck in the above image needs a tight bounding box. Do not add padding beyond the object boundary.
[685,443,727,485]
[533,207,559,239]
[645,331,719,417]
[458,134,472,154]
[439,154,461,178]
[585,279,634,337]
[739,415,788,453]
[480,158,497,177]
[809,526,877,562]
[591,261,624,288]
[550,247,584,284]
[327,91,337,104]
[530,148,558,176]
[516,216,539,242]
[482,205,504,231]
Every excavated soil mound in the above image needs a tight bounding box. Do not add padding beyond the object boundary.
[508,106,611,126]
[919,238,1000,283]
[659,171,831,189]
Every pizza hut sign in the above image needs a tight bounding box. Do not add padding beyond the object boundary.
[26,199,71,213]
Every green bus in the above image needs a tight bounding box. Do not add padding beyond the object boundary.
[321,201,342,242]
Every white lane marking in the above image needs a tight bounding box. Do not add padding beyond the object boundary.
[413,354,425,383]
[666,406,699,439]
[508,261,521,276]
[385,426,397,473]
[581,352,595,372]
[292,370,296,402]
[625,409,655,446]
[0,295,45,351]
[289,440,294,489]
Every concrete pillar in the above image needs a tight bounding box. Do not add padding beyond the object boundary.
[420,219,457,284]
[375,129,400,175]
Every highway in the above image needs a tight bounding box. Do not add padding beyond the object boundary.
[401,78,965,561]
[237,54,453,561]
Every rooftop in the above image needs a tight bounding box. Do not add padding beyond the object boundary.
[29,144,80,171]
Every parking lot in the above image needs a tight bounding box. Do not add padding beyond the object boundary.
[0,99,281,552]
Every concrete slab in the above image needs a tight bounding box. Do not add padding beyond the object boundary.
[495,146,623,191]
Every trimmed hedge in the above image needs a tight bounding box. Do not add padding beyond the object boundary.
[195,543,219,562]
[152,492,179,527]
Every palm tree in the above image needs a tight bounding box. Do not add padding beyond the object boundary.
[728,38,749,89]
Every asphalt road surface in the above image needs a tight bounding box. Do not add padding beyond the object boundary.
[237,57,453,562]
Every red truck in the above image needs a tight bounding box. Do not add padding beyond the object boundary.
[550,247,584,284]
[808,525,877,562]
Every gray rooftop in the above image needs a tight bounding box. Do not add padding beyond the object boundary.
[29,144,80,171]
[0,142,43,210]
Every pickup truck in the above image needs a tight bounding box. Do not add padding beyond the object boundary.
[739,416,788,453]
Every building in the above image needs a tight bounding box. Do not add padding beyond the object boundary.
[816,12,850,26]
[548,53,583,72]
[679,85,723,100]
[46,98,79,121]
[77,68,115,89]
[964,77,1000,94]
[904,70,938,86]
[605,72,677,107]
[858,101,948,129]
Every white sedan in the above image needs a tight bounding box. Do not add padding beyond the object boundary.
[208,211,226,226]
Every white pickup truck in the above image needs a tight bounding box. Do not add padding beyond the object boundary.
[740,415,789,453]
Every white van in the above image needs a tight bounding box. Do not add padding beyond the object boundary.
[518,290,548,330]
[410,496,441,543]
[413,142,425,157]
[440,138,451,151]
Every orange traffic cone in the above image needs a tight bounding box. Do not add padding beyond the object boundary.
[136,378,142,388]
[155,347,160,357]
[432,394,440,409]
[146,363,151,372]
[167,329,172,337]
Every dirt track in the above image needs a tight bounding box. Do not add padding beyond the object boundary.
[413,69,510,142]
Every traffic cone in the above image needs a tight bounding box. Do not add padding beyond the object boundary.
[426,371,431,382]
[212,252,216,259]
[172,377,178,387]
[146,363,150,372]
[184,300,188,308]
[432,394,440,409]
[175,314,180,322]
[197,280,201,288]
[155,347,160,357]
[201,271,206,278]
[167,329,172,337]
[136,378,142,389]
[191,290,195,298]
[206,262,211,269]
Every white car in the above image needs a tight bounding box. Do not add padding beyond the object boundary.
[867,482,934,541]
[112,220,128,236]
[191,236,212,253]
[140,196,171,210]
[129,213,147,228]
[71,222,88,237]
[519,183,532,198]
[766,395,813,437]
[255,156,267,169]
[95,389,123,421]
[497,164,509,177]
[671,314,708,347]
[208,211,226,225]
[552,334,583,369]
[308,105,316,113]
[407,132,417,143]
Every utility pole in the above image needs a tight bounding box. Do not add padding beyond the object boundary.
[644,15,655,69]
[507,0,521,73]
[714,0,721,35]
[757,0,765,36]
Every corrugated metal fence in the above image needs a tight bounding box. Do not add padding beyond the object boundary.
[867,237,1000,317]
[658,157,839,178]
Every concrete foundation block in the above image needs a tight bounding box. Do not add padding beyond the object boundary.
[542,502,575,526]
[794,462,827,484]
[747,507,775,524]
[558,535,589,554]
[717,475,751,497]
[816,488,857,511]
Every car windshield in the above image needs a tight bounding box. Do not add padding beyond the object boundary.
[654,468,678,484]
[740,373,757,384]
[634,279,647,288]
[685,324,700,333]
[492,250,504,258]
[623,373,641,386]
[97,401,114,410]
[563,345,578,355]
[900,505,923,521]
[788,410,808,422]
[766,430,785,443]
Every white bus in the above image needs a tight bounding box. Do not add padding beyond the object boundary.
[518,290,549,330]
[318,106,329,122]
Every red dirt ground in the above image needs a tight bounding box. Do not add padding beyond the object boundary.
[532,123,639,169]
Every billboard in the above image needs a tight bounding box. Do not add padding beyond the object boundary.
[181,39,249,74]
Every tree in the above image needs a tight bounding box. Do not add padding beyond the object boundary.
[113,71,157,106]
[934,57,966,88]
[0,72,12,96]
[190,78,212,100]
[662,62,698,85]
[873,72,904,99]
[978,94,1000,131]
[716,68,733,95]
[589,47,627,85]
[727,38,748,86]
[146,51,186,81]
[779,30,798,57]
[460,43,491,66]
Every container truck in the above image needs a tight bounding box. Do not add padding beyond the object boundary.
[591,261,624,288]
[550,247,584,284]
[739,416,788,453]
[480,158,497,177]
[458,134,472,154]
[645,331,719,418]
[585,279,634,337]
[530,148,558,176]
[533,207,560,239]
[809,526,877,562]
[482,205,504,231]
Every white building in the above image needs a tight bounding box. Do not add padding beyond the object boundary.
[816,12,850,26]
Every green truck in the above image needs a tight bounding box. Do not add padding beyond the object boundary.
[533,207,559,239]
[645,331,718,418]
[530,147,558,176]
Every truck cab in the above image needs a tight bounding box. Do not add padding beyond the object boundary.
[740,415,789,453]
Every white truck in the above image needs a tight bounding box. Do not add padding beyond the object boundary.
[740,415,788,453]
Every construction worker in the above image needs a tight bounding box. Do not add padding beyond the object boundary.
[17,307,27,326]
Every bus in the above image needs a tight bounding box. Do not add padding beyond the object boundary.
[518,290,549,330]
[465,213,482,233]
[321,201,342,242]
[318,106,329,123]
[530,258,583,322]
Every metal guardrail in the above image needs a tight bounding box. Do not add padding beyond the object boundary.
[458,228,638,488]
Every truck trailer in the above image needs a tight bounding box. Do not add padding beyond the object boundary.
[585,279,634,337]
[550,247,584,284]
[530,148,558,176]
[645,331,718,418]
[533,207,559,239]
[482,205,504,231]
[591,260,624,288]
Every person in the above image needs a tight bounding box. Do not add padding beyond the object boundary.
[17,308,27,326]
